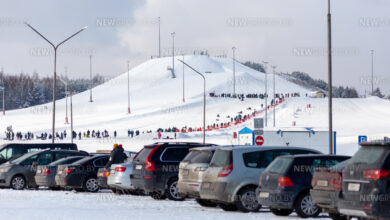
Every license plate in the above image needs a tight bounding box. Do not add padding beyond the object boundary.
[37,170,42,174]
[135,165,142,170]
[317,180,328,187]
[203,183,211,188]
[348,183,360,191]
[182,169,189,176]
[58,170,62,174]
[259,192,270,198]
[110,169,115,174]
[98,173,103,177]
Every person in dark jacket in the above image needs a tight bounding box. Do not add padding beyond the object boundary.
[105,144,127,169]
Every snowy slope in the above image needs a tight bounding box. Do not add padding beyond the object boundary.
[1,55,390,156]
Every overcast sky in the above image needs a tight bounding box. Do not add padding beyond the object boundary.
[0,0,389,94]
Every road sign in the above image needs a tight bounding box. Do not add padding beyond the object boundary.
[255,136,264,146]
[254,118,264,129]
[358,135,367,144]
[254,130,263,136]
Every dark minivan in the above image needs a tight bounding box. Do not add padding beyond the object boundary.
[0,143,78,164]
[339,141,390,220]
[131,142,215,201]
[257,154,350,218]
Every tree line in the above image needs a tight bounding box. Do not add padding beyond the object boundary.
[0,70,105,110]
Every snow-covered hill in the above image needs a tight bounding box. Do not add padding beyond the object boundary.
[1,55,390,155]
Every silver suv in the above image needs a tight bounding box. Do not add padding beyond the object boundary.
[199,146,321,212]
[178,146,221,207]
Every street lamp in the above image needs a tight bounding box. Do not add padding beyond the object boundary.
[57,76,68,124]
[182,54,185,103]
[25,23,87,144]
[370,50,374,95]
[327,0,334,154]
[127,60,131,114]
[158,17,161,58]
[89,55,93,102]
[171,32,176,78]
[271,65,277,127]
[0,86,4,115]
[262,61,269,127]
[70,89,74,144]
[232,47,236,95]
[178,59,206,144]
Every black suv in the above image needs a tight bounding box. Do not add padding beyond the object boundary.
[339,141,390,220]
[131,142,215,201]
[257,154,350,218]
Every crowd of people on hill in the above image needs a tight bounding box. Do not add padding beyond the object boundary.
[209,92,299,101]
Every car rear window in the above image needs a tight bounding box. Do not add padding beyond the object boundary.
[265,157,293,174]
[210,150,232,167]
[161,147,189,162]
[50,156,84,166]
[350,146,387,165]
[135,147,154,161]
[243,151,262,168]
[188,151,213,163]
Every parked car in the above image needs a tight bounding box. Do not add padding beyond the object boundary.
[98,151,137,193]
[131,142,215,201]
[199,146,321,212]
[55,154,109,192]
[35,156,87,189]
[178,146,222,207]
[257,154,350,218]
[97,167,111,190]
[0,143,78,165]
[338,141,390,220]
[0,149,88,190]
[310,159,350,220]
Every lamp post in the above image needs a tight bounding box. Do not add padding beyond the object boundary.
[0,86,4,115]
[70,89,74,144]
[89,55,93,102]
[57,77,68,124]
[232,47,236,95]
[178,59,206,144]
[182,54,185,103]
[271,65,277,127]
[171,32,176,78]
[327,0,334,154]
[127,60,131,114]
[371,50,374,95]
[262,61,269,127]
[158,17,161,58]
[25,23,87,144]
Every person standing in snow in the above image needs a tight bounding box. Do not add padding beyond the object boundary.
[105,144,127,169]
[158,132,162,139]
[114,130,117,138]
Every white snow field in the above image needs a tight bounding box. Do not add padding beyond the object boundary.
[0,55,389,219]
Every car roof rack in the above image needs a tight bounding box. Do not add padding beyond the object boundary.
[360,137,390,146]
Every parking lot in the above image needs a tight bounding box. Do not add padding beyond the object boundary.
[0,189,332,220]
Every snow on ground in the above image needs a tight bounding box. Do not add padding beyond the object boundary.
[0,189,331,220]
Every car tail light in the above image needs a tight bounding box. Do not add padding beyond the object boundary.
[64,168,75,174]
[145,145,160,172]
[103,171,110,178]
[311,177,316,187]
[330,178,342,190]
[364,169,390,180]
[218,164,233,177]
[43,168,51,175]
[278,177,294,187]
[115,167,126,172]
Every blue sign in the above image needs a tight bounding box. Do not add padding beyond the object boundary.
[358,135,367,144]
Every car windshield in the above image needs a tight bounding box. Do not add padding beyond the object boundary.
[350,146,386,165]
[209,150,232,167]
[328,159,350,172]
[188,150,213,163]
[10,150,43,164]
[265,157,293,174]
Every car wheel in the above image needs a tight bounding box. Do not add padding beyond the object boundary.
[295,193,321,218]
[165,177,184,201]
[83,177,99,193]
[270,208,294,216]
[150,192,166,200]
[329,213,348,220]
[11,175,26,190]
[235,187,261,212]
[196,199,217,207]
[219,203,238,211]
